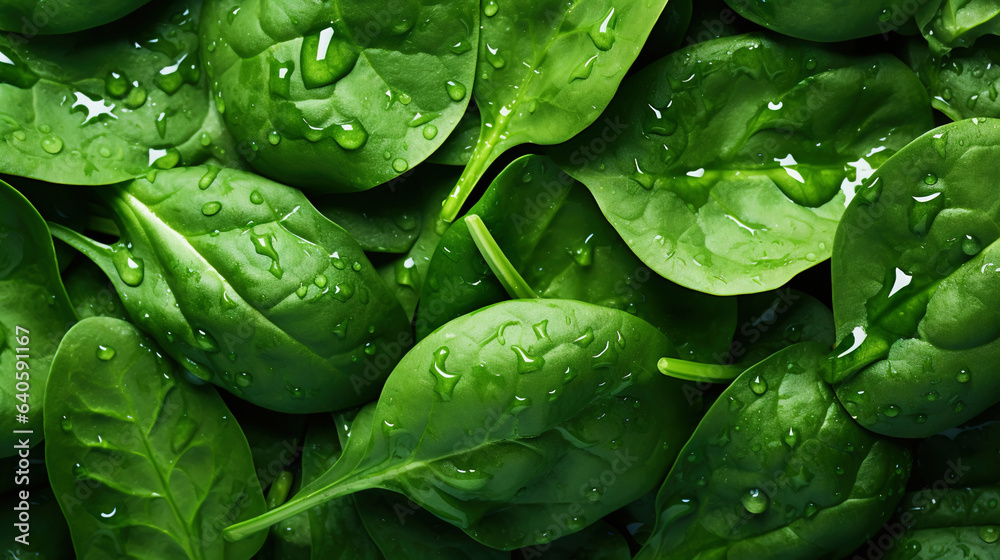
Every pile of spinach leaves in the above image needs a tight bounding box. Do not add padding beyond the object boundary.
[2,0,999,558]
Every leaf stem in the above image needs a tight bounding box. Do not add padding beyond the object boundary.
[440,125,500,224]
[464,214,538,300]
[657,357,742,383]
[224,474,377,542]
[47,222,113,262]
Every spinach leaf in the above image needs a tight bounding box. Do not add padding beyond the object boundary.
[428,107,481,167]
[376,168,459,319]
[916,404,1000,488]
[917,0,1000,55]
[882,487,1000,560]
[357,488,506,560]
[638,0,692,60]
[63,259,129,321]
[419,155,737,362]
[550,33,933,295]
[224,397,306,491]
[0,179,76,456]
[638,343,912,560]
[0,0,243,185]
[682,0,760,46]
[301,416,382,560]
[439,0,670,222]
[514,520,631,560]
[43,316,267,559]
[728,289,834,367]
[225,299,700,550]
[312,176,427,254]
[722,0,911,42]
[827,118,1000,437]
[199,0,478,193]
[0,0,151,34]
[908,37,1000,121]
[49,166,413,413]
[259,469,312,559]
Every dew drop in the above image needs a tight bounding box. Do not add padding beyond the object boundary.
[962,234,981,256]
[749,375,768,395]
[512,345,545,374]
[251,231,283,279]
[96,345,116,361]
[741,488,768,514]
[430,347,461,401]
[40,135,63,154]
[235,372,253,388]
[201,201,222,216]
[333,119,368,150]
[111,245,145,287]
[445,80,467,101]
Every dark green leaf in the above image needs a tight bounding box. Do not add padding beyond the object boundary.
[0,0,151,34]
[917,0,1000,55]
[638,343,912,560]
[551,33,933,295]
[724,0,911,42]
[226,299,700,550]
[419,155,737,361]
[50,166,413,413]
[0,0,243,185]
[440,0,670,221]
[828,118,1000,437]
[0,179,76,455]
[200,0,479,192]
[882,487,1000,560]
[908,36,1000,121]
[43,316,267,559]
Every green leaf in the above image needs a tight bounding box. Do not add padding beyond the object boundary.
[62,259,130,321]
[908,36,1000,121]
[729,289,835,367]
[200,0,479,192]
[828,118,1000,437]
[0,0,152,34]
[0,0,244,185]
[301,417,382,560]
[49,166,413,413]
[374,168,460,319]
[514,520,631,560]
[440,0,670,221]
[721,0,912,42]
[916,404,1000,488]
[43,316,267,559]
[312,178,428,255]
[418,155,737,362]
[882,487,1000,560]
[356,489,506,560]
[225,397,306,491]
[637,343,912,560]
[225,299,700,550]
[0,179,76,456]
[550,33,934,295]
[917,0,1000,55]
[428,108,481,167]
